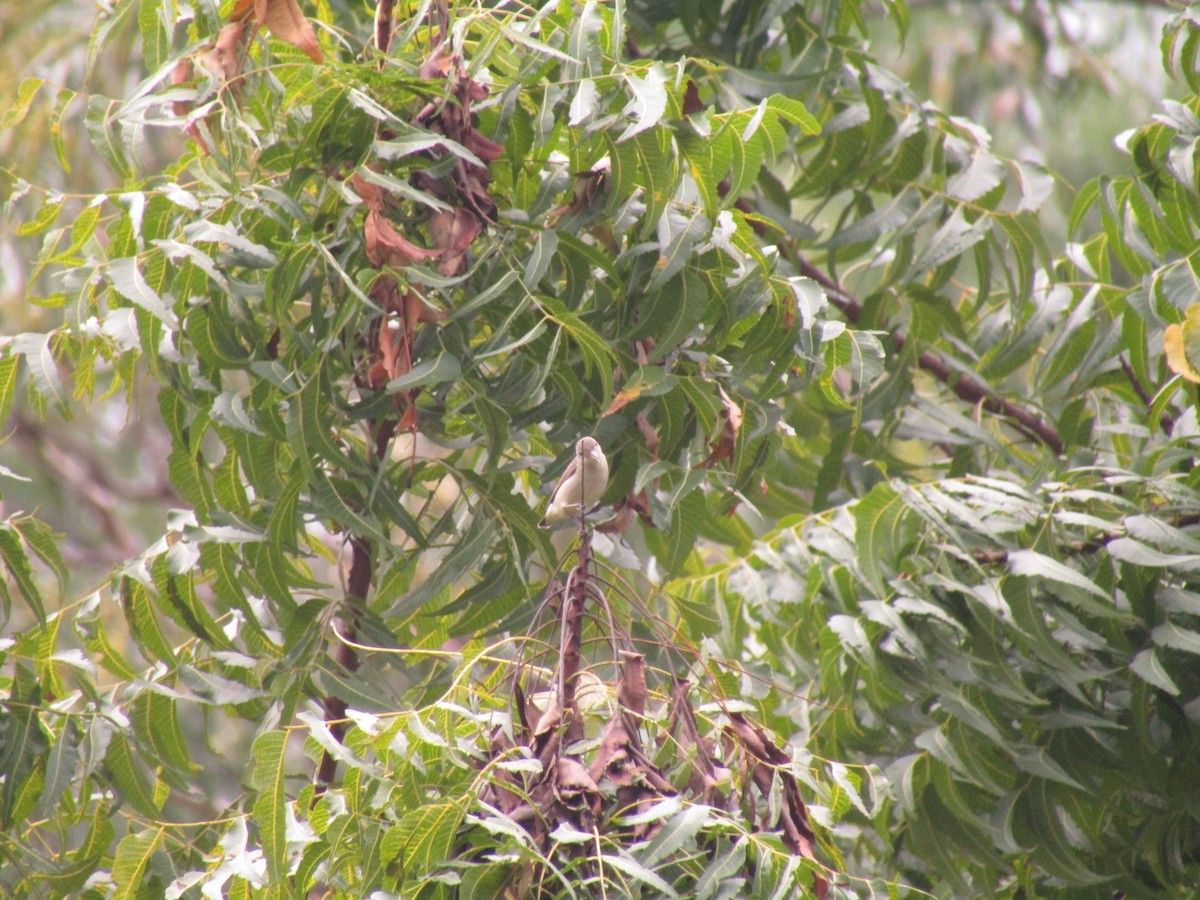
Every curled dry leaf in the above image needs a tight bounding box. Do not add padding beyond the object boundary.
[203,21,249,84]
[402,285,446,325]
[615,650,646,715]
[350,172,384,210]
[428,208,481,277]
[635,411,660,460]
[366,320,401,389]
[172,20,248,151]
[170,58,193,118]
[365,209,441,269]
[703,385,743,468]
[556,757,600,794]
[597,491,650,534]
[725,711,825,896]
[463,128,504,163]
[547,163,609,222]
[232,0,323,63]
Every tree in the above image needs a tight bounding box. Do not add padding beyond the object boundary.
[1,0,1198,897]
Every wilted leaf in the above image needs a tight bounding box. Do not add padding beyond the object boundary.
[1163,304,1200,383]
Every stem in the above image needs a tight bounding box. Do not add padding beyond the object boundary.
[794,256,1065,455]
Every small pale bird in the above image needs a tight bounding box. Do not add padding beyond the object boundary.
[538,436,609,529]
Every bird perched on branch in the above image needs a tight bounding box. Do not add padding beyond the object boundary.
[538,436,609,529]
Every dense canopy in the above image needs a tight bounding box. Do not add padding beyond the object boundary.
[2,1,1200,897]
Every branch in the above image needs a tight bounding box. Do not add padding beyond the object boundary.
[794,257,1065,455]
[315,418,396,792]
[972,512,1200,565]
[1120,353,1175,435]
[559,530,591,747]
[315,534,371,791]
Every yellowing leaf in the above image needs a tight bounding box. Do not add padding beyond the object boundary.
[1163,304,1200,383]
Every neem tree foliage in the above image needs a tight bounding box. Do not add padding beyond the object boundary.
[2,0,1200,897]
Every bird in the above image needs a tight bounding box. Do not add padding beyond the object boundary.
[538,436,609,529]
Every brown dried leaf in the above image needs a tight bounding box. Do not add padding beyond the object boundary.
[170,58,193,116]
[635,411,659,460]
[616,650,646,716]
[200,21,247,84]
[170,58,207,150]
[397,405,418,432]
[532,692,563,739]
[725,711,825,895]
[402,286,447,325]
[556,758,600,793]
[589,717,634,786]
[419,47,454,79]
[704,385,743,468]
[428,208,481,277]
[464,128,503,162]
[596,501,636,535]
[350,172,384,211]
[548,165,608,220]
[365,209,441,269]
[258,0,323,62]
[486,728,527,816]
[368,320,404,386]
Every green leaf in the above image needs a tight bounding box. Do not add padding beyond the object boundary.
[647,206,709,292]
[0,524,45,623]
[375,129,483,168]
[85,95,132,180]
[10,332,68,413]
[387,801,462,872]
[111,829,163,899]
[605,131,641,213]
[639,804,709,866]
[108,257,179,328]
[538,295,616,393]
[252,730,289,883]
[658,488,704,577]
[634,128,674,237]
[105,733,161,816]
[695,837,746,900]
[14,197,63,236]
[0,356,19,431]
[386,351,462,392]
[523,229,559,289]
[766,93,820,135]
[602,851,679,897]
[132,691,193,774]
[388,514,495,620]
[912,207,992,275]
[618,62,668,142]
[121,578,177,664]
[13,518,64,595]
[1152,621,1200,655]
[1007,550,1109,600]
[726,127,763,202]
[854,482,918,596]
[0,77,43,128]
[1129,648,1180,695]
[137,0,170,72]
[353,165,452,211]
[34,723,79,820]
[0,669,45,829]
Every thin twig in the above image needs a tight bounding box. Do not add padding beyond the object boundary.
[1120,353,1175,435]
